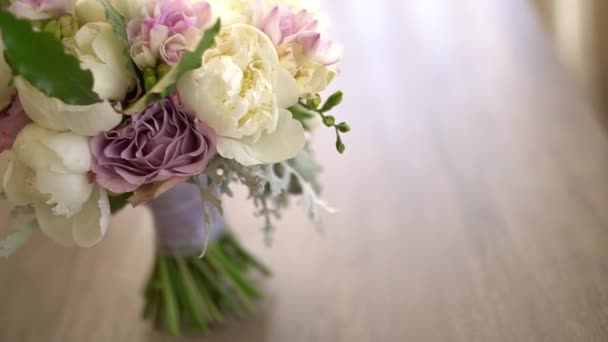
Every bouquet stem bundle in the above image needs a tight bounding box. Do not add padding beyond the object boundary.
[143,233,270,335]
[0,0,346,337]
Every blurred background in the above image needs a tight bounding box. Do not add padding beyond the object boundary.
[3,0,608,341]
[532,0,608,124]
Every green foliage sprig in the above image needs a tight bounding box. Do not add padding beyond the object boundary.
[289,91,350,153]
[0,10,100,105]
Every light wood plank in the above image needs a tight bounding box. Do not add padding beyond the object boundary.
[2,0,608,341]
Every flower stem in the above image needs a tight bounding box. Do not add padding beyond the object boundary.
[142,231,270,335]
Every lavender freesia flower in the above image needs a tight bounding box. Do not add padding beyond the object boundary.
[0,97,31,153]
[127,0,212,68]
[90,95,216,203]
[9,0,73,20]
[259,5,340,66]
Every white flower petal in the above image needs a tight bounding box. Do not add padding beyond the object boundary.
[2,160,41,206]
[35,202,75,246]
[216,137,262,166]
[13,124,91,174]
[15,77,122,136]
[43,130,92,173]
[66,22,133,101]
[71,187,110,247]
[33,187,110,247]
[10,124,94,217]
[275,66,299,108]
[110,0,144,21]
[75,0,107,24]
[131,41,157,70]
[36,170,93,217]
[248,109,305,164]
[12,124,67,173]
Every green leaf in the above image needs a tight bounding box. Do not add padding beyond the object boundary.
[97,0,137,76]
[108,192,132,214]
[0,0,10,11]
[175,19,221,80]
[0,11,100,105]
[124,19,221,115]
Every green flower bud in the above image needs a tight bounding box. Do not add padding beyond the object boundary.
[144,68,157,92]
[336,138,346,154]
[307,94,322,109]
[59,15,79,38]
[337,122,351,133]
[321,91,343,112]
[322,115,335,127]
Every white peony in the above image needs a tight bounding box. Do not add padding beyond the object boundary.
[205,0,252,25]
[110,0,144,21]
[262,0,320,11]
[0,39,14,111]
[63,22,134,101]
[206,0,320,25]
[3,124,110,247]
[177,24,305,166]
[74,0,108,24]
[75,0,145,23]
[15,22,133,137]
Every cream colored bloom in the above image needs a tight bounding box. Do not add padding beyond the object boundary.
[205,0,252,25]
[277,44,336,97]
[74,0,108,24]
[63,22,134,101]
[111,0,144,21]
[177,24,304,166]
[3,124,110,247]
[75,0,144,23]
[15,78,122,137]
[15,22,132,137]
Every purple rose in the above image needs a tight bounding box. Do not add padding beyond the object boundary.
[90,96,216,197]
[0,97,31,153]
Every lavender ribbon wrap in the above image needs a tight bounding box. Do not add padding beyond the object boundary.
[147,180,225,256]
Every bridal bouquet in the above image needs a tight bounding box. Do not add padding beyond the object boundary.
[0,0,346,335]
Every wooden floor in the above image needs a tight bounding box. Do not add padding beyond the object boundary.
[3,0,608,341]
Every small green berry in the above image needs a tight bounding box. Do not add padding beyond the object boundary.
[323,115,336,127]
[337,122,351,133]
[307,94,322,109]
